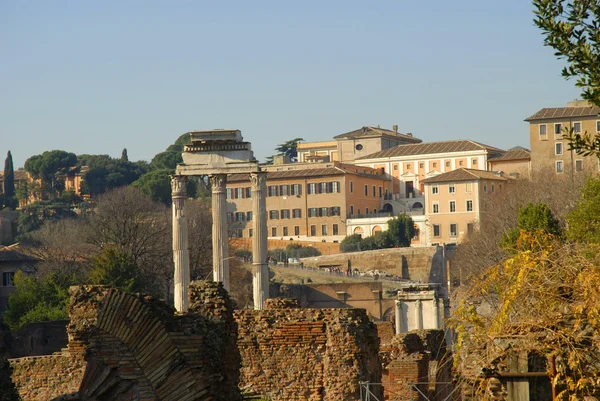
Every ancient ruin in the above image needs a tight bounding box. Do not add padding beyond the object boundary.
[172,129,268,311]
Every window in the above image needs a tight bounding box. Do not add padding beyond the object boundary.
[292,209,302,218]
[491,184,495,193]
[280,185,291,196]
[466,200,473,211]
[576,159,584,172]
[283,227,289,236]
[554,123,562,135]
[432,185,439,195]
[372,185,376,197]
[459,160,464,166]
[308,208,318,217]
[432,203,439,214]
[365,208,369,215]
[445,161,450,167]
[597,121,600,132]
[271,227,277,237]
[281,209,291,219]
[310,225,316,236]
[2,272,15,287]
[539,124,547,138]
[249,229,253,237]
[465,182,472,192]
[245,187,251,198]
[450,224,457,237]
[467,223,474,233]
[333,224,339,235]
[332,181,341,193]
[246,211,253,221]
[235,188,244,199]
[307,183,317,194]
[574,122,581,133]
[407,164,411,170]
[555,142,563,155]
[364,185,368,196]
[483,184,487,193]
[419,162,424,169]
[393,165,399,170]
[331,206,341,216]
[227,212,234,222]
[379,186,383,198]
[433,162,437,168]
[291,184,302,196]
[294,226,300,236]
[319,207,329,217]
[232,229,243,238]
[235,212,245,222]
[450,201,456,212]
[268,186,278,197]
[556,161,564,173]
[350,205,354,215]
[319,182,328,194]
[350,181,354,193]
[269,210,279,219]
[472,159,477,166]
[449,184,456,194]
[433,225,441,237]
[355,144,363,150]
[322,225,327,235]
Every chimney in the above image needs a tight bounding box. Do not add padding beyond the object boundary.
[393,125,398,133]
[406,132,413,137]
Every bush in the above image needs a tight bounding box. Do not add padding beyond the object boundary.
[286,244,321,258]
[340,234,363,253]
[88,248,144,293]
[234,249,252,262]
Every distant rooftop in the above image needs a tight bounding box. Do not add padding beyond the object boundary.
[421,168,508,184]
[488,146,531,162]
[356,140,503,160]
[525,100,600,121]
[334,126,421,143]
[227,162,390,182]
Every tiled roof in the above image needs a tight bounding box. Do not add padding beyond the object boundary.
[228,163,389,183]
[421,168,508,184]
[524,107,600,121]
[356,140,504,160]
[488,146,531,162]
[334,126,421,143]
[0,170,29,181]
[0,244,37,262]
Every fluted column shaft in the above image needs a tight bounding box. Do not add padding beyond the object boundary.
[251,172,268,309]
[171,176,190,312]
[211,174,230,291]
[395,300,403,334]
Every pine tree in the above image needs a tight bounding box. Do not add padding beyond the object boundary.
[121,148,128,162]
[3,151,15,209]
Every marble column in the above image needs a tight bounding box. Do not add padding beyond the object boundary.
[415,299,423,330]
[210,174,230,291]
[171,176,190,312]
[250,172,268,309]
[395,300,403,335]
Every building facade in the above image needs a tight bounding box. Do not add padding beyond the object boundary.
[225,162,392,242]
[525,99,600,175]
[422,168,507,245]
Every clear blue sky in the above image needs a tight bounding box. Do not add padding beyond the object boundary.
[0,1,581,169]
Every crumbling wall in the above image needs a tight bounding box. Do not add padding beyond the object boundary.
[235,298,382,401]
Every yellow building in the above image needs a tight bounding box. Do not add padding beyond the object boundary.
[297,125,421,163]
[422,168,507,245]
[225,162,392,242]
[525,99,600,175]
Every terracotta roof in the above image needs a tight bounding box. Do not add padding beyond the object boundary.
[488,146,531,162]
[356,140,504,160]
[228,163,389,183]
[334,126,421,143]
[524,107,600,121]
[0,244,37,262]
[0,170,29,182]
[421,168,508,184]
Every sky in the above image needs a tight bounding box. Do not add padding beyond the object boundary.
[0,1,581,169]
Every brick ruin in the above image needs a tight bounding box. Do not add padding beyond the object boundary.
[2,282,388,401]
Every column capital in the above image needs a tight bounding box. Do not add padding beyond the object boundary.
[171,176,188,199]
[210,174,227,190]
[249,171,267,189]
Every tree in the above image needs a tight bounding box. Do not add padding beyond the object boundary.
[534,1,600,156]
[151,133,191,170]
[23,150,77,199]
[17,200,77,236]
[3,151,16,209]
[132,169,174,205]
[120,148,128,162]
[88,248,143,293]
[500,202,562,250]
[187,199,214,281]
[78,154,148,196]
[265,137,304,164]
[340,233,364,253]
[387,213,415,247]
[3,271,75,331]
[566,175,600,244]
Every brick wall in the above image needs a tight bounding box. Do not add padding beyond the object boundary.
[234,298,382,401]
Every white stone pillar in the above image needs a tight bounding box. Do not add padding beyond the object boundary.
[415,299,423,330]
[395,300,403,334]
[210,174,230,291]
[250,172,268,309]
[171,176,190,312]
[433,298,440,329]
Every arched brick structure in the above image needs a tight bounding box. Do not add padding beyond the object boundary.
[68,283,241,401]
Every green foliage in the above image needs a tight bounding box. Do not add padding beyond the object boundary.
[24,150,77,199]
[132,169,175,205]
[3,271,75,332]
[88,248,143,293]
[285,243,321,258]
[2,151,17,209]
[78,154,149,196]
[268,248,287,262]
[566,176,600,244]
[387,213,415,247]
[534,0,600,157]
[120,148,128,162]
[340,233,364,253]
[234,248,252,261]
[57,190,83,206]
[265,137,304,164]
[151,151,182,170]
[501,202,562,249]
[17,200,76,235]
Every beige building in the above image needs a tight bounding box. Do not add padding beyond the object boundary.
[422,168,507,245]
[525,99,600,175]
[297,125,421,163]
[225,161,392,242]
[487,146,531,178]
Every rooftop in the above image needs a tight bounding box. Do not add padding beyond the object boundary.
[524,106,600,121]
[227,162,390,182]
[334,126,421,143]
[488,146,531,162]
[420,168,508,184]
[356,140,504,160]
